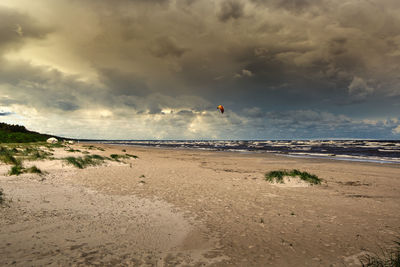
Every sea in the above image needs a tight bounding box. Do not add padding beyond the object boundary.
[98,140,400,164]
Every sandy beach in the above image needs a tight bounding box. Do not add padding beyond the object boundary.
[1,143,399,266]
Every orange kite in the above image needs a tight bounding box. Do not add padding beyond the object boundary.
[217,105,224,114]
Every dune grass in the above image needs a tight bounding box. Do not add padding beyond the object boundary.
[0,147,19,165]
[0,188,3,204]
[265,169,321,185]
[9,163,24,175]
[360,240,400,267]
[8,163,43,176]
[64,155,106,169]
[25,166,42,174]
[110,153,139,162]
[65,148,81,153]
[83,145,105,151]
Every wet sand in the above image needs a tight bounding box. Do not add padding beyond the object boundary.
[1,143,399,266]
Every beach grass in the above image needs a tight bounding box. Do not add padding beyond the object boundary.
[360,240,400,267]
[28,149,53,160]
[64,155,106,169]
[0,188,3,204]
[0,147,19,165]
[25,166,42,174]
[265,169,321,184]
[83,145,105,151]
[66,148,81,153]
[110,153,138,161]
[9,164,24,175]
[8,162,43,176]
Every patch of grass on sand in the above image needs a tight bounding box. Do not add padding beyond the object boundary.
[1,144,51,175]
[83,145,105,151]
[65,148,81,153]
[110,154,122,161]
[360,240,400,267]
[25,166,42,174]
[122,149,126,152]
[64,155,106,169]
[110,153,138,161]
[265,169,321,185]
[0,147,19,165]
[0,188,4,204]
[46,142,65,148]
[8,162,43,176]
[29,149,53,160]
[9,163,24,175]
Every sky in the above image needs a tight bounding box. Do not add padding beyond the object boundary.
[0,0,399,140]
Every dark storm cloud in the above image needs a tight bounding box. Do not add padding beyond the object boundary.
[0,6,50,52]
[99,68,149,97]
[0,112,12,116]
[250,0,320,13]
[0,0,399,139]
[218,0,245,22]
[149,36,187,58]
[0,58,85,113]
[55,101,79,111]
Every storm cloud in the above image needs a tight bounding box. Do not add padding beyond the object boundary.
[0,0,399,139]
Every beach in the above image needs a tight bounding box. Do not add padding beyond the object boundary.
[1,143,399,266]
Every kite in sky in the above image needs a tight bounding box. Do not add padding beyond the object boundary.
[217,105,224,114]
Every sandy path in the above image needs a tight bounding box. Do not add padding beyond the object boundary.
[1,144,399,266]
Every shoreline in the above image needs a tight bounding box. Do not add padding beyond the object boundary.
[94,142,400,166]
[1,142,399,266]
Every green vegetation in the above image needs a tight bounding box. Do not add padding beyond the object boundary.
[9,163,24,175]
[8,161,43,176]
[0,122,57,143]
[265,169,321,185]
[28,149,53,160]
[66,148,81,153]
[64,155,106,169]
[25,166,42,174]
[110,153,138,161]
[0,144,52,175]
[110,154,122,161]
[0,188,4,204]
[83,145,105,151]
[360,240,400,267]
[0,147,19,165]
